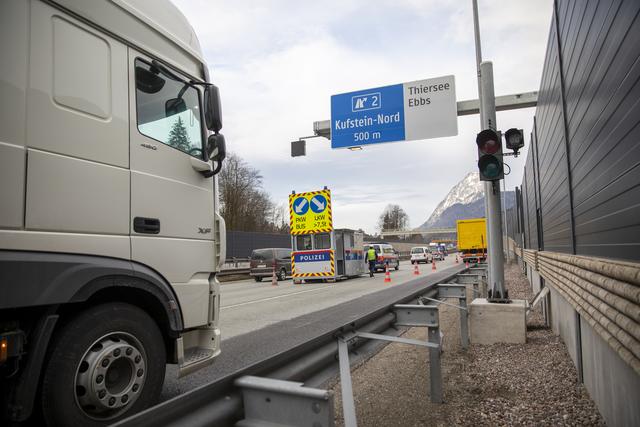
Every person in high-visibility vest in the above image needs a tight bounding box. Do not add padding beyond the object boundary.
[366,246,377,278]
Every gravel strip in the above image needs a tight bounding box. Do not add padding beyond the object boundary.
[329,261,604,426]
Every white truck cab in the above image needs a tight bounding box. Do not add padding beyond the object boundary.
[0,1,226,425]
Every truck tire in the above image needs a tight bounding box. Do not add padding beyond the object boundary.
[41,303,166,427]
[254,276,263,282]
[278,268,287,281]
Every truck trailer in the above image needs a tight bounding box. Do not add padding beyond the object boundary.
[0,1,226,425]
[456,218,487,264]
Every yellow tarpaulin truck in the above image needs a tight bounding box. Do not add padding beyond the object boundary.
[456,218,487,264]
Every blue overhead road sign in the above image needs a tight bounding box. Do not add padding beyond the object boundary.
[331,84,404,149]
[331,75,458,149]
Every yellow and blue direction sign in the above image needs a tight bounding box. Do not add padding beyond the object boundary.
[289,189,333,235]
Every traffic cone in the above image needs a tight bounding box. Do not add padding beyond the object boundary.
[465,260,469,268]
[455,254,459,264]
[413,262,420,275]
[271,265,278,286]
[432,259,437,271]
[384,264,392,283]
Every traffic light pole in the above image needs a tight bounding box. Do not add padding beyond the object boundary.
[473,0,507,301]
[479,62,507,300]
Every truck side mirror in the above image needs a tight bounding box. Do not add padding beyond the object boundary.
[204,85,223,132]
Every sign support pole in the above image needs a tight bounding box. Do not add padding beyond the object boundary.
[472,0,507,300]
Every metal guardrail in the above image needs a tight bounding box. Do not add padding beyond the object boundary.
[218,258,251,277]
[113,267,467,427]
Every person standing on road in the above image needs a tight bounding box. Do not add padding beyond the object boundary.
[366,246,377,277]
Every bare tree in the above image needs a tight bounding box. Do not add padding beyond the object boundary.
[218,153,288,233]
[377,204,410,232]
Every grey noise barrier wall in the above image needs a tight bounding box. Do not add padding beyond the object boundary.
[503,1,640,425]
[226,230,291,258]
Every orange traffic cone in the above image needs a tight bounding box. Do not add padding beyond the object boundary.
[384,264,392,283]
[413,262,420,275]
[455,254,459,263]
[271,265,278,286]
[432,259,437,271]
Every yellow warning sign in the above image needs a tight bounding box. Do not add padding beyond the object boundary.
[289,189,333,235]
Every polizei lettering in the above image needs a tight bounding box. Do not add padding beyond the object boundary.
[299,254,326,261]
[334,112,401,130]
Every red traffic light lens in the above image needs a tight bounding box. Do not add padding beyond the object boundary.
[476,129,501,154]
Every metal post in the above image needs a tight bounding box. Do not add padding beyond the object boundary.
[472,0,483,115]
[480,62,507,300]
[337,339,358,427]
[427,326,443,403]
[472,1,493,278]
[459,297,469,349]
[472,0,507,300]
[503,178,510,264]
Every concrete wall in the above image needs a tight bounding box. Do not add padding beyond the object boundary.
[548,288,579,368]
[521,255,640,427]
[581,317,640,427]
[529,268,542,294]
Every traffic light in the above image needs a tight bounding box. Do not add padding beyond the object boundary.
[476,129,503,181]
[504,128,524,156]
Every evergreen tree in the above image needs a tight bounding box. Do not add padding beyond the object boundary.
[167,116,191,152]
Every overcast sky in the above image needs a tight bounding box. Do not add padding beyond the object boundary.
[173,0,553,234]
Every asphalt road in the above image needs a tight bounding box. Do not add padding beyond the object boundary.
[161,256,462,400]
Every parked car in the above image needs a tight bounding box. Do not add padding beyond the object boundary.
[250,248,292,281]
[410,246,433,264]
[364,243,400,271]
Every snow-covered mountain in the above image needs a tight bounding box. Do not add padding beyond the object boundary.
[417,172,514,229]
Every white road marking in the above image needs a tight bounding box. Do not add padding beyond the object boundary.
[222,285,337,310]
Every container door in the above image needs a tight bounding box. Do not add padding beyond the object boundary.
[335,232,345,276]
[128,49,214,328]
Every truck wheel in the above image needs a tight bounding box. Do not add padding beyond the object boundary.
[41,303,166,427]
[395,262,399,271]
[278,268,287,281]
[254,276,263,282]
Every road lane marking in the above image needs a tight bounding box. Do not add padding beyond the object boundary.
[222,285,338,310]
[221,262,460,310]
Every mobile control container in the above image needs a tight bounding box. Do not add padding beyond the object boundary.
[291,229,364,283]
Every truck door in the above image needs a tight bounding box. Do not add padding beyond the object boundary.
[128,50,214,328]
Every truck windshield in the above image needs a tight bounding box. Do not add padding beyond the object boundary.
[135,59,204,157]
